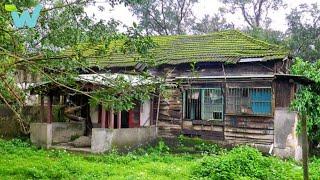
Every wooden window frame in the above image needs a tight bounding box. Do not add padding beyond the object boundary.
[226,87,272,116]
[183,88,224,121]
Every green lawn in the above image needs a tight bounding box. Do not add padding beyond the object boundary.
[0,138,319,179]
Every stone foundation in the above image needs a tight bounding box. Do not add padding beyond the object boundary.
[91,126,158,153]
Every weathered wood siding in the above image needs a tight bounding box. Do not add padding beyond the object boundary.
[182,120,225,141]
[274,79,296,108]
[154,60,293,145]
[157,89,183,137]
[224,116,274,145]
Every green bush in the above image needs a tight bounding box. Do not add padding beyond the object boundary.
[192,146,301,180]
[310,158,320,179]
[147,140,170,155]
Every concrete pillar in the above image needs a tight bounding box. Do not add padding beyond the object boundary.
[47,96,53,123]
[273,108,302,160]
[30,123,52,148]
[117,112,121,129]
[101,108,106,128]
[109,109,114,129]
[128,110,135,128]
[91,128,107,153]
[40,96,44,123]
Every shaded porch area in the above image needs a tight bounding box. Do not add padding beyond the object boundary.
[29,73,159,152]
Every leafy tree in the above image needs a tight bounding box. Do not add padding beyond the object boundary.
[290,57,320,179]
[244,27,285,45]
[291,58,320,149]
[286,3,320,62]
[0,0,159,133]
[129,0,198,35]
[191,13,234,34]
[220,0,285,29]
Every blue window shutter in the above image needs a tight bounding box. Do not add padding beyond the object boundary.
[251,89,272,115]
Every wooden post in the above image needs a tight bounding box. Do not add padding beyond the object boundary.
[47,96,53,123]
[128,110,135,128]
[301,114,309,180]
[101,107,106,128]
[181,92,184,130]
[40,95,44,123]
[109,108,114,129]
[117,112,121,129]
[156,95,161,127]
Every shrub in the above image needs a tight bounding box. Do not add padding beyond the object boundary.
[310,158,320,179]
[147,140,170,155]
[192,146,301,180]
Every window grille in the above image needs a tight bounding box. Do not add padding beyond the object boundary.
[227,87,272,116]
[183,88,223,121]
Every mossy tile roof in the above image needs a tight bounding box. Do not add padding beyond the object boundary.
[87,30,288,67]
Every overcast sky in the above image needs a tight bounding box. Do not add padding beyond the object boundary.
[86,0,319,32]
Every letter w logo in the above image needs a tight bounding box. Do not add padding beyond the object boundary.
[11,4,43,28]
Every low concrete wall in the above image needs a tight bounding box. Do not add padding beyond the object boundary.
[273,108,302,160]
[52,122,85,144]
[91,126,157,153]
[30,123,52,148]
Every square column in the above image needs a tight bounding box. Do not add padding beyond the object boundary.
[109,109,114,129]
[117,112,121,129]
[101,107,106,128]
[47,96,53,123]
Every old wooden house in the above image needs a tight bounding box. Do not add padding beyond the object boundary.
[30,30,307,159]
[102,30,307,158]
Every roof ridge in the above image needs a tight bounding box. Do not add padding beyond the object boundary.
[232,30,284,50]
[151,30,240,38]
[151,30,286,50]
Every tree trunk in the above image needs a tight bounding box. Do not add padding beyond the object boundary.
[301,114,309,180]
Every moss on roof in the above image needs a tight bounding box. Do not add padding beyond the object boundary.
[77,30,289,68]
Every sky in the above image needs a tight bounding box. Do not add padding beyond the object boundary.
[86,0,319,32]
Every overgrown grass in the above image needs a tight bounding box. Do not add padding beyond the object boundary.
[0,138,319,179]
[0,139,197,179]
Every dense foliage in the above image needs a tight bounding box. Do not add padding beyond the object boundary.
[286,3,320,62]
[291,58,320,149]
[0,0,160,134]
[129,0,198,35]
[0,139,320,179]
[193,146,301,180]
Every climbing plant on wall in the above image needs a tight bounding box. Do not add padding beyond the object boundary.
[291,57,320,149]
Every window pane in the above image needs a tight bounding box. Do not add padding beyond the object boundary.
[227,87,272,116]
[185,89,201,120]
[184,88,223,121]
[201,88,223,121]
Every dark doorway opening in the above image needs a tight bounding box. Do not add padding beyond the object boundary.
[121,111,129,128]
[114,111,130,128]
